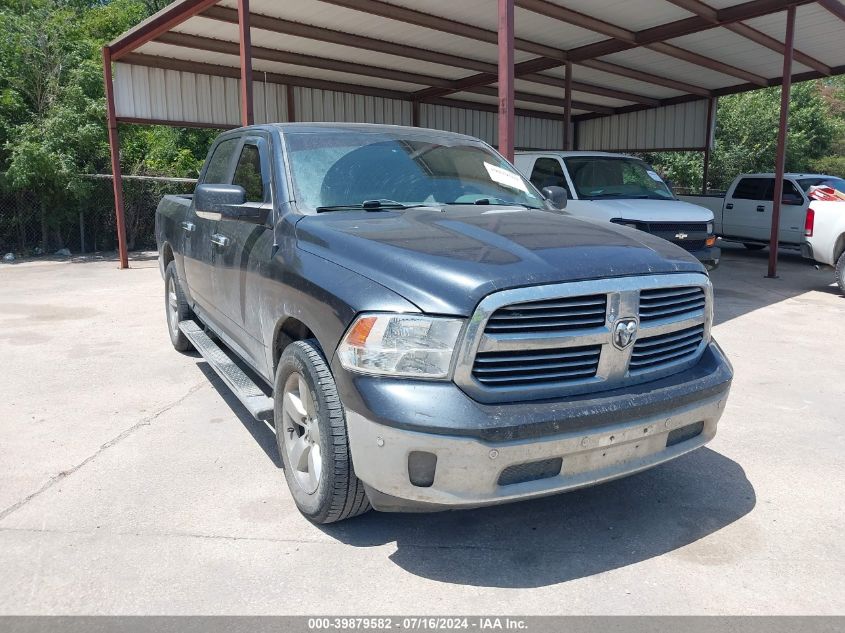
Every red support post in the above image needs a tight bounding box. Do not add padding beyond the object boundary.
[563,61,573,150]
[238,0,254,126]
[286,84,296,123]
[767,4,796,279]
[497,0,515,161]
[102,46,129,270]
[701,96,715,194]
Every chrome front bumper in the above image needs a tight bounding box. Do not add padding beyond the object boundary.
[347,387,727,512]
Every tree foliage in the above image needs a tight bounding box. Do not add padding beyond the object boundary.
[645,78,845,192]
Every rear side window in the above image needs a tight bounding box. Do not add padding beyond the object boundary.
[732,177,772,200]
[232,144,265,202]
[202,138,239,184]
[529,157,569,194]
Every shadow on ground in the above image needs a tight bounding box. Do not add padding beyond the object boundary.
[317,448,754,588]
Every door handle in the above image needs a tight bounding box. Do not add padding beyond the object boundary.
[181,221,195,232]
[756,205,765,212]
[210,234,230,247]
[725,203,733,210]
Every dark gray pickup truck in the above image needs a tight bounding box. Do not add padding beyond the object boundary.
[156,123,733,523]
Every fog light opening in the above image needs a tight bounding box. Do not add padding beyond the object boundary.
[408,451,437,488]
[666,421,705,447]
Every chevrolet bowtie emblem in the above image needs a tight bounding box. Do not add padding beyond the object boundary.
[675,232,688,240]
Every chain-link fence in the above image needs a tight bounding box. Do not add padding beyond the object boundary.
[0,174,197,258]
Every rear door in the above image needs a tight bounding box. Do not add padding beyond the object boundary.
[210,135,274,363]
[723,177,772,240]
[778,179,807,244]
[183,136,240,311]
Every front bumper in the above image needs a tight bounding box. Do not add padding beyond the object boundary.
[688,245,720,270]
[335,342,732,512]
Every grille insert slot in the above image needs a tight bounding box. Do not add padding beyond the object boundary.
[498,458,563,486]
[639,286,705,323]
[485,294,607,333]
[472,345,601,387]
[630,325,704,372]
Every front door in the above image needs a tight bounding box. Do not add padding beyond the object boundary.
[724,177,772,241]
[211,136,273,364]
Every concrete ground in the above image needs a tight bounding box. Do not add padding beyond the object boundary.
[0,244,843,615]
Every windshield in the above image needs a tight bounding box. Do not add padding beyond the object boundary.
[284,130,544,211]
[797,177,845,193]
[563,156,675,200]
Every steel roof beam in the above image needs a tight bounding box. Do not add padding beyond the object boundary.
[818,0,845,21]
[664,0,831,75]
[152,32,615,113]
[108,0,220,60]
[201,5,659,105]
[518,0,768,85]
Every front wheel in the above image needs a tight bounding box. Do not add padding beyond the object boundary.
[274,339,371,523]
[836,250,845,295]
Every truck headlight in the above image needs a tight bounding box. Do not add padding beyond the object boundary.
[706,222,714,235]
[337,314,464,378]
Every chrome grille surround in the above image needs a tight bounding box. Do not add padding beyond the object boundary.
[454,273,713,403]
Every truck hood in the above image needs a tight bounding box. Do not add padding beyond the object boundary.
[295,206,705,316]
[577,198,714,222]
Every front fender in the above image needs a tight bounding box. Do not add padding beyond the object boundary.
[258,246,420,376]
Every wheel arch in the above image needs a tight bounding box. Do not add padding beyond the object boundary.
[272,316,317,370]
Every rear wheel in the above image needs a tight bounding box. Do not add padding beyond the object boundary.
[836,250,845,295]
[743,242,766,251]
[274,339,371,524]
[164,261,193,352]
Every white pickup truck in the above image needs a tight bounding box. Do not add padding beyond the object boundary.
[515,151,720,268]
[680,173,845,251]
[802,195,845,295]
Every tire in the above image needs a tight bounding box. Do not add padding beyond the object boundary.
[743,243,766,251]
[164,261,194,352]
[274,339,371,524]
[836,250,845,296]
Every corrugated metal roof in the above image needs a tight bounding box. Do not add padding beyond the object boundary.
[109,0,845,151]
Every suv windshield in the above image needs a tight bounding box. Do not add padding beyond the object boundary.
[284,130,544,211]
[563,156,674,200]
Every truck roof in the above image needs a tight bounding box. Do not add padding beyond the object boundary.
[226,122,481,142]
[515,150,635,159]
[736,172,837,179]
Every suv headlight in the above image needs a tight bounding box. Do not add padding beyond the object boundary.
[337,313,464,378]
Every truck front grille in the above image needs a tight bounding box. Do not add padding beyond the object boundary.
[630,325,705,372]
[472,345,601,387]
[639,286,705,323]
[456,274,713,403]
[617,221,709,253]
[484,294,607,333]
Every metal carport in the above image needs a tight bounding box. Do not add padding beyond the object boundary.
[103,0,845,276]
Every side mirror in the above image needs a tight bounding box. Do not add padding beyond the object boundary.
[195,184,246,217]
[542,185,568,209]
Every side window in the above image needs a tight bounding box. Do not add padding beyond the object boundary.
[733,177,772,200]
[202,138,239,184]
[529,158,569,194]
[232,144,265,202]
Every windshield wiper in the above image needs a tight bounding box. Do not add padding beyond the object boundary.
[316,199,412,213]
[448,198,541,209]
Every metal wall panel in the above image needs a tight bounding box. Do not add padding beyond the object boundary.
[292,87,411,125]
[576,99,709,151]
[114,63,628,154]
